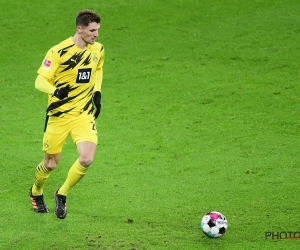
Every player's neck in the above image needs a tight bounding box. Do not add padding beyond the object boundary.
[72,34,87,50]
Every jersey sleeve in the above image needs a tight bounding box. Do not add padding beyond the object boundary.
[37,48,60,80]
[35,75,56,94]
[94,68,103,92]
[94,47,105,92]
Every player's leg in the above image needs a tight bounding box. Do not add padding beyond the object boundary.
[58,116,97,196]
[30,153,61,213]
[30,116,67,213]
[77,141,97,167]
[32,153,61,195]
[58,142,96,195]
[55,115,97,219]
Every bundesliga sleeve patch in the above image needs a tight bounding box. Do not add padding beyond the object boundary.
[42,58,52,69]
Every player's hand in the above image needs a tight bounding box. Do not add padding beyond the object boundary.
[54,85,70,100]
[93,91,101,119]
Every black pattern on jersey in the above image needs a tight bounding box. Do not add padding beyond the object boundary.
[46,83,94,117]
[46,98,75,116]
[54,80,69,89]
[60,51,87,73]
[81,53,91,66]
[81,89,94,114]
[58,44,74,57]
[46,82,77,116]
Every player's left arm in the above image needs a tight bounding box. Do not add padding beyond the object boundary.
[94,68,103,93]
[93,48,105,119]
[93,68,102,119]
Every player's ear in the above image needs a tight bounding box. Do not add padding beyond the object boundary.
[76,25,83,34]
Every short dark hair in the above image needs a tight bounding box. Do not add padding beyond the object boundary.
[76,9,101,26]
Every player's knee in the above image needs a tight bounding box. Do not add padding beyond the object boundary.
[44,160,58,171]
[44,153,60,170]
[79,157,94,167]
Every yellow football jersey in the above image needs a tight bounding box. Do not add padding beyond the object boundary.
[37,37,105,117]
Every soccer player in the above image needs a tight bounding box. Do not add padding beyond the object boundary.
[29,9,105,219]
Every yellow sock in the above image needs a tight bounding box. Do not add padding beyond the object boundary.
[58,159,88,196]
[32,161,51,196]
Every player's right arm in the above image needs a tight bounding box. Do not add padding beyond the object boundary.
[35,75,69,100]
[36,48,69,100]
[35,75,56,94]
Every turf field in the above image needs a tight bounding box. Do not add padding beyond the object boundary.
[0,0,299,249]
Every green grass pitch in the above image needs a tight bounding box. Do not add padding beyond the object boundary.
[0,0,299,249]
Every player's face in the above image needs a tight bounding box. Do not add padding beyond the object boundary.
[78,22,100,44]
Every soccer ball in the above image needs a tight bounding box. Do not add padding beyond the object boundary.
[200,211,228,238]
